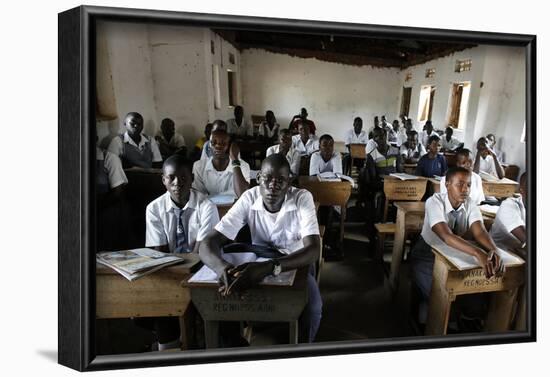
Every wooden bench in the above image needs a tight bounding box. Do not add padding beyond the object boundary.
[374,222,396,261]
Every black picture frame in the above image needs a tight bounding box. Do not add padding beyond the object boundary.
[58,5,536,371]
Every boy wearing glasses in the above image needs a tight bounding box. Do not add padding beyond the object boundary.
[199,154,322,343]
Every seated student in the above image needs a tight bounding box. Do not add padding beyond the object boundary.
[142,155,220,351]
[440,126,463,152]
[292,120,320,156]
[473,136,505,179]
[227,105,251,138]
[343,117,368,174]
[192,122,213,161]
[200,120,228,160]
[440,148,485,205]
[410,167,504,323]
[289,107,316,135]
[400,131,427,164]
[192,129,250,198]
[392,119,407,147]
[486,133,505,163]
[198,154,322,343]
[490,172,526,254]
[155,118,186,160]
[96,145,128,196]
[266,129,300,177]
[309,134,343,176]
[107,112,163,168]
[415,135,447,177]
[419,120,438,148]
[259,110,280,143]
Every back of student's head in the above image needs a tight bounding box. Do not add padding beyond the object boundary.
[261,153,291,176]
[319,134,334,144]
[445,166,471,182]
[162,154,193,176]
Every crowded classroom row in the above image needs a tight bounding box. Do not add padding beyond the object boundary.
[96,106,526,350]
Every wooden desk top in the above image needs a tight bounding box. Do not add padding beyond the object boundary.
[393,201,425,213]
[482,177,518,185]
[298,176,350,185]
[382,174,428,181]
[96,252,201,276]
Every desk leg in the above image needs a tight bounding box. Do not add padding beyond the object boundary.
[486,288,518,332]
[425,257,455,336]
[389,210,406,293]
[514,287,526,331]
[204,320,220,348]
[289,320,299,344]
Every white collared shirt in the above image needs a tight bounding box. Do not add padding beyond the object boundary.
[396,128,408,146]
[96,147,128,189]
[107,131,163,162]
[309,151,343,175]
[365,139,377,154]
[345,129,369,145]
[266,144,301,177]
[440,171,485,205]
[227,118,252,137]
[441,136,461,151]
[192,157,251,197]
[400,143,427,159]
[479,154,499,178]
[260,122,280,138]
[215,186,320,254]
[155,131,186,148]
[490,195,526,250]
[292,134,320,156]
[419,130,438,148]
[421,192,483,247]
[145,190,220,253]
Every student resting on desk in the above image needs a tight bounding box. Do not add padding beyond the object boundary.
[309,134,342,176]
[141,155,220,351]
[227,105,251,139]
[266,128,301,178]
[415,135,447,177]
[343,117,368,175]
[419,120,438,148]
[440,126,463,152]
[490,172,527,256]
[292,120,320,156]
[259,110,280,143]
[107,112,163,169]
[289,107,316,136]
[440,148,485,205]
[410,167,504,324]
[199,153,322,343]
[192,122,213,161]
[400,131,426,164]
[473,136,505,179]
[200,120,228,160]
[486,133,505,163]
[155,118,186,160]
[192,128,250,198]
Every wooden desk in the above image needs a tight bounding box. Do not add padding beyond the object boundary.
[184,267,309,348]
[428,178,441,195]
[96,254,201,348]
[482,178,518,198]
[402,163,417,175]
[382,175,427,221]
[426,247,525,335]
[389,202,425,292]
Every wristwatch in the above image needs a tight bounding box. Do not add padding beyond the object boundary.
[271,259,282,276]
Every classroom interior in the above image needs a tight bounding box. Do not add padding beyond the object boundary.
[94,20,528,354]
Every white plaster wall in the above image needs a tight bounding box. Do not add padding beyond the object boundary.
[241,49,401,141]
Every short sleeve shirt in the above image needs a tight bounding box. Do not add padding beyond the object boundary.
[345,129,369,146]
[215,186,320,254]
[266,144,301,177]
[192,157,251,197]
[440,171,485,205]
[107,132,163,162]
[479,154,499,178]
[415,154,447,177]
[96,147,128,189]
[309,151,343,175]
[292,134,320,156]
[490,196,526,250]
[421,193,484,247]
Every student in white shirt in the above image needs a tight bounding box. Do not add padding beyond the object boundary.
[440,149,485,205]
[200,120,228,160]
[399,131,426,164]
[107,112,163,168]
[266,129,301,177]
[490,173,527,253]
[155,118,186,160]
[199,154,322,343]
[393,119,408,147]
[410,167,504,323]
[142,155,220,351]
[193,129,250,198]
[387,119,400,146]
[419,120,438,148]
[96,146,128,195]
[259,110,280,143]
[309,134,343,175]
[292,120,320,156]
[473,136,505,179]
[343,117,369,175]
[440,126,463,152]
[227,105,251,138]
[486,133,505,163]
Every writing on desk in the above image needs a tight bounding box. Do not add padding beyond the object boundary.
[461,269,502,288]
[392,186,420,197]
[212,302,275,313]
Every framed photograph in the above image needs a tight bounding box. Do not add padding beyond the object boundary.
[58,5,536,371]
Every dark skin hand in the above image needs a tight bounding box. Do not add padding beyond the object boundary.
[473,140,505,179]
[229,142,249,198]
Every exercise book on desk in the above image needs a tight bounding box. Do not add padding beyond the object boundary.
[317,172,356,187]
[188,252,297,286]
[431,239,524,271]
[208,193,236,205]
[389,173,421,180]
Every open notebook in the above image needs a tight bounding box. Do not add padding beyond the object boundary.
[188,252,297,286]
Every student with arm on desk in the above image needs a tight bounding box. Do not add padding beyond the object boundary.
[441,126,463,152]
[292,120,320,156]
[415,135,447,177]
[107,112,163,169]
[410,167,504,324]
[440,148,485,205]
[343,117,368,174]
[198,154,322,343]
[266,129,301,178]
[400,130,426,164]
[309,134,343,175]
[141,155,220,351]
[473,136,505,179]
